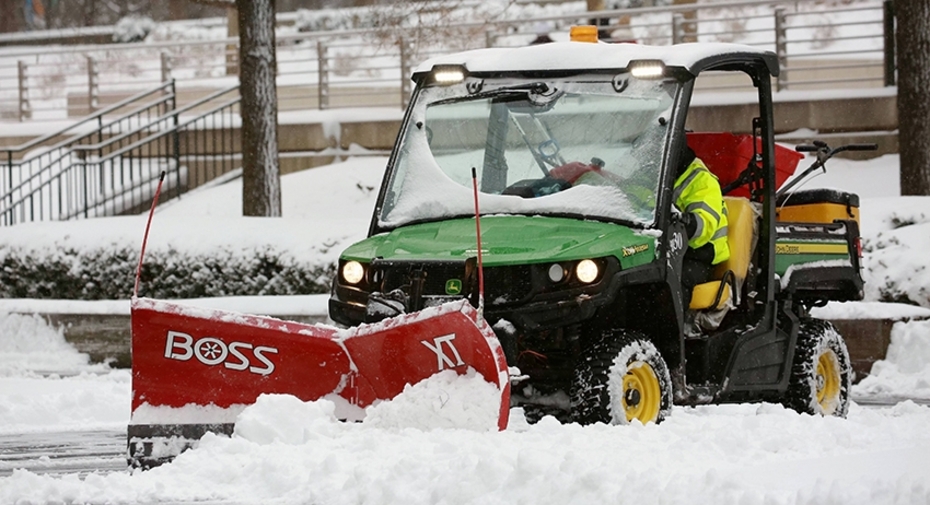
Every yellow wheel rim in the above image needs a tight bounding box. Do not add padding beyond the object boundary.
[816,349,841,414]
[621,361,661,423]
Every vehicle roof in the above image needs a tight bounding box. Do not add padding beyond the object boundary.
[412,41,778,80]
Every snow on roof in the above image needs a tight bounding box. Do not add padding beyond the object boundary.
[413,41,776,78]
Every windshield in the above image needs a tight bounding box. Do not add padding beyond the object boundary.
[378,75,677,229]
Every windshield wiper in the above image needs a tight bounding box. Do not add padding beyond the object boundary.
[435,82,552,106]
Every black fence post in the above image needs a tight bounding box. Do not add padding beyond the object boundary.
[82,162,89,219]
[4,151,11,225]
[170,80,181,200]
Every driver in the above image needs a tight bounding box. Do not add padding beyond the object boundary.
[674,143,730,308]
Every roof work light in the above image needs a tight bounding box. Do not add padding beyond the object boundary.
[628,60,666,79]
[430,65,467,85]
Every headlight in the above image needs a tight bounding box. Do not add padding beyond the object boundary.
[548,263,566,283]
[342,261,365,285]
[575,259,600,284]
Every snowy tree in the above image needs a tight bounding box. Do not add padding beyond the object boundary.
[895,0,930,196]
[237,0,282,217]
[362,0,499,56]
[72,0,223,27]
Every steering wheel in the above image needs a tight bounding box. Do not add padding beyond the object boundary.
[536,139,563,167]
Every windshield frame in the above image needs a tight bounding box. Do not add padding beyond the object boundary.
[369,72,684,236]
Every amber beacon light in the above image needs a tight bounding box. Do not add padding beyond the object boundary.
[570,25,599,43]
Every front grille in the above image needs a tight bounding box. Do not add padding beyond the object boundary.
[485,265,533,304]
[371,259,475,296]
[368,259,533,307]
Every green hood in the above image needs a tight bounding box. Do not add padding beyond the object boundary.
[342,216,656,268]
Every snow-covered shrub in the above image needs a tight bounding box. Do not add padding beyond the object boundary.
[0,245,334,300]
[862,204,930,309]
[113,16,157,43]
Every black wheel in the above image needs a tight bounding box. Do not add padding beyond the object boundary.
[784,318,852,417]
[571,330,672,425]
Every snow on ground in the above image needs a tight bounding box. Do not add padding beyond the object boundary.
[1,142,930,503]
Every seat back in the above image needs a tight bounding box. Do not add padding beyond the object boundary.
[714,196,758,303]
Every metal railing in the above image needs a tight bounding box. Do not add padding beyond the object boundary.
[1,81,240,225]
[0,0,892,122]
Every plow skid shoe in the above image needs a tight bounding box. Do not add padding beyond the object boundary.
[128,298,509,468]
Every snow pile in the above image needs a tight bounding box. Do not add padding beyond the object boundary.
[0,312,102,376]
[232,371,502,437]
[217,370,502,446]
[0,311,127,433]
[854,320,930,400]
[364,369,501,431]
[234,394,344,445]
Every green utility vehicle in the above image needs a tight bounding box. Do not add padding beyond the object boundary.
[329,36,869,424]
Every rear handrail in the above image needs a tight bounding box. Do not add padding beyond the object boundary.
[776,141,878,199]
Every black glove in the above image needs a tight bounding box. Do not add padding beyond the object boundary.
[681,211,698,239]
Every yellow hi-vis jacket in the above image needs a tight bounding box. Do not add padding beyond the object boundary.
[673,158,731,265]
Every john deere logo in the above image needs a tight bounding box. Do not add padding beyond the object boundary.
[445,279,463,295]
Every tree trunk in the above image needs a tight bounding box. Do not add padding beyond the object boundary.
[84,0,97,27]
[226,6,239,75]
[238,0,282,217]
[674,0,698,43]
[896,0,930,196]
[586,0,610,37]
[0,0,20,33]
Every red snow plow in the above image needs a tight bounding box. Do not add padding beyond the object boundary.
[128,297,510,468]
[127,176,509,470]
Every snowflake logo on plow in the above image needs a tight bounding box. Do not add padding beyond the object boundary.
[193,337,228,365]
[198,341,224,360]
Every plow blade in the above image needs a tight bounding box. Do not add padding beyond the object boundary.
[128,298,509,468]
